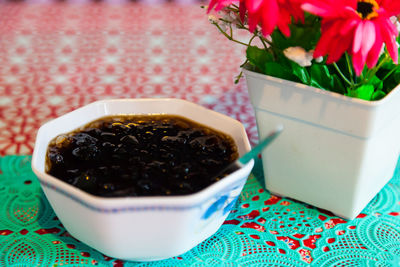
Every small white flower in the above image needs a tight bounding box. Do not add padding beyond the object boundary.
[221,11,241,29]
[309,50,323,63]
[283,46,313,67]
[208,13,229,31]
[222,12,233,22]
[208,14,219,24]
[315,56,323,63]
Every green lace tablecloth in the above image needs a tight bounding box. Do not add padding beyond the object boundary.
[1,155,399,266]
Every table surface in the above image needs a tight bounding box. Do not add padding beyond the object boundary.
[0,3,399,266]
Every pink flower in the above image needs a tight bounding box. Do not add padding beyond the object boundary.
[208,0,304,37]
[302,0,400,75]
[245,0,304,36]
[207,0,239,12]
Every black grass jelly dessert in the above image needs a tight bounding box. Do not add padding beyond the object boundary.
[46,114,239,197]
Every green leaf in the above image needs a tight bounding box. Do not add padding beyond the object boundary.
[270,15,321,51]
[246,46,274,73]
[369,76,383,91]
[346,84,374,100]
[331,74,346,95]
[290,61,310,84]
[274,51,309,83]
[246,46,301,82]
[263,62,299,82]
[309,80,323,89]
[310,64,331,89]
[270,31,288,50]
[380,55,396,69]
[379,67,400,94]
[371,90,387,101]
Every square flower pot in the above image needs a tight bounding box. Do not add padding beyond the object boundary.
[244,68,400,219]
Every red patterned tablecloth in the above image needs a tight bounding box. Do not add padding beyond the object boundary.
[0,3,257,155]
[1,4,400,267]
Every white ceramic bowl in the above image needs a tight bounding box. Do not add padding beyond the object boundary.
[31,98,254,261]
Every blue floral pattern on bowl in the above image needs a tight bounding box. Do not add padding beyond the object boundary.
[201,184,243,220]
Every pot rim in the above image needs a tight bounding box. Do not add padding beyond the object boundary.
[243,66,400,107]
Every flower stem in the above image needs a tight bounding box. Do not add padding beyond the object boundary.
[333,62,352,88]
[248,33,257,46]
[214,23,249,46]
[382,65,400,82]
[258,35,269,50]
[364,54,389,83]
[233,34,257,84]
[345,53,355,84]
[234,71,244,84]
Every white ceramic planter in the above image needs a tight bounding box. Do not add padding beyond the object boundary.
[244,68,400,220]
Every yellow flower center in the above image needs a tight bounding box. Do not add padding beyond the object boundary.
[357,0,379,20]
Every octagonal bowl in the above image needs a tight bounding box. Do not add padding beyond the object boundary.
[31,98,254,261]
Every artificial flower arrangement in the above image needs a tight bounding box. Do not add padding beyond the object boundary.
[206,0,400,101]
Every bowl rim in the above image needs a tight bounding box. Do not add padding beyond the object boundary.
[32,98,254,213]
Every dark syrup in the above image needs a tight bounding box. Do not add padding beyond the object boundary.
[46,114,239,197]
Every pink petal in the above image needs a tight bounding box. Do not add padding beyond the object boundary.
[353,21,364,54]
[349,0,357,6]
[313,21,340,57]
[326,40,342,63]
[208,0,238,11]
[301,3,330,17]
[327,30,353,63]
[338,0,356,7]
[248,11,261,32]
[277,8,291,36]
[340,19,358,35]
[383,16,398,37]
[361,21,376,58]
[381,0,400,15]
[261,0,279,36]
[343,6,359,17]
[352,52,364,76]
[246,0,263,12]
[303,0,354,18]
[379,20,398,63]
[366,26,383,68]
[287,0,305,22]
[207,0,217,12]
[239,0,246,22]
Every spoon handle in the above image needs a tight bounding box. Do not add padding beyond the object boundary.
[212,125,283,180]
[238,125,283,165]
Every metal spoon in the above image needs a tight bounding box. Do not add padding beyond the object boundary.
[214,125,284,178]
